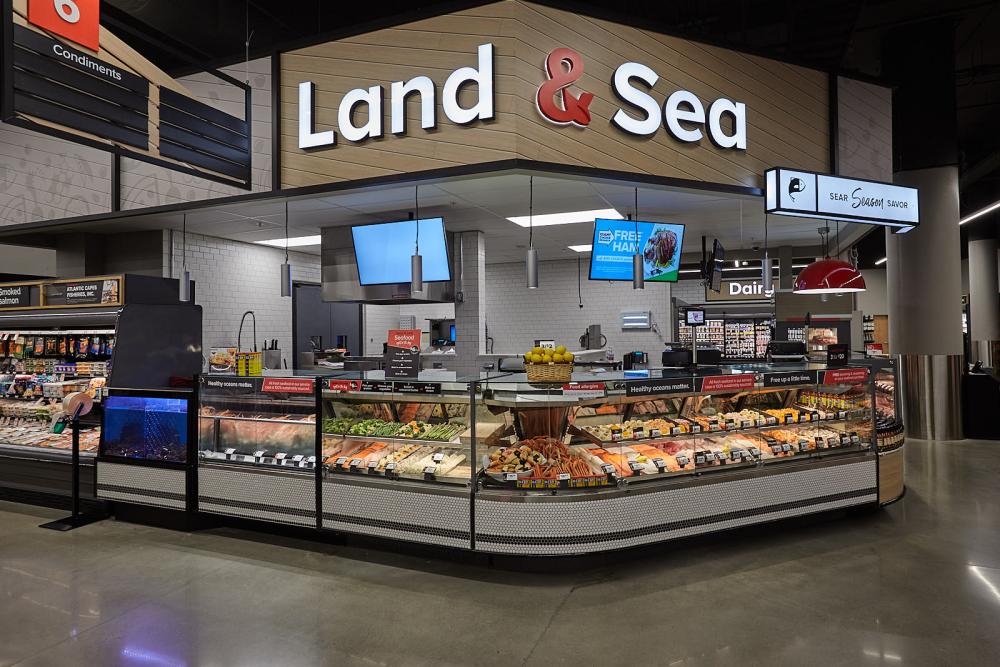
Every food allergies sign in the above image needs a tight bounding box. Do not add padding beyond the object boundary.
[765,168,919,233]
[589,218,685,282]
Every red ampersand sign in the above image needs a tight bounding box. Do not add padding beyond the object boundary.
[536,48,594,126]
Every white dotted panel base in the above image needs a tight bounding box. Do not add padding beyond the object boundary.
[323,479,471,549]
[199,465,315,527]
[97,462,186,510]
[475,458,877,555]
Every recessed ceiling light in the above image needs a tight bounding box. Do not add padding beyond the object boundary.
[568,244,592,253]
[254,235,322,247]
[506,208,622,227]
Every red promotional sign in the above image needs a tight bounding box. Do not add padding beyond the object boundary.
[387,329,421,351]
[821,368,869,385]
[699,374,756,393]
[261,377,315,394]
[28,0,101,52]
[327,380,362,392]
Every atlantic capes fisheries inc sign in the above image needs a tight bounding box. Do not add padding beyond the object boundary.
[765,168,919,233]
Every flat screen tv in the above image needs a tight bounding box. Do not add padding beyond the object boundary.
[588,218,685,282]
[352,217,451,286]
[708,239,725,293]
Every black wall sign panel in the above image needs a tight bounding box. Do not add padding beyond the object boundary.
[159,88,251,183]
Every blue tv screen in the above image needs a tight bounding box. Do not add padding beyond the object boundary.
[352,217,451,286]
[588,218,685,282]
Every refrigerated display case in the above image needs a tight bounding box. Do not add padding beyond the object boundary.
[0,275,202,504]
[183,364,882,555]
[676,316,772,361]
[865,358,904,504]
[196,374,320,526]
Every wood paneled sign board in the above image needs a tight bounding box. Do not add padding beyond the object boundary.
[0,275,122,310]
[2,0,252,188]
[280,0,830,190]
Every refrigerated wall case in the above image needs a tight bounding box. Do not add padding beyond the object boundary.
[676,316,773,360]
[869,358,904,504]
[0,274,202,506]
[185,364,895,556]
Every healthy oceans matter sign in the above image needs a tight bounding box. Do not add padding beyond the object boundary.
[589,218,685,282]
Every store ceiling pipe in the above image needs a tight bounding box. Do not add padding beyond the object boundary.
[793,258,866,294]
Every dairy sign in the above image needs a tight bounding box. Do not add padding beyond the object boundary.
[765,168,919,233]
[706,279,773,302]
[297,43,747,151]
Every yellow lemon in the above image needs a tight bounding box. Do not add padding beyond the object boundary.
[553,353,564,363]
[532,347,544,356]
[555,345,567,354]
[542,354,553,363]
[563,352,574,363]
[523,353,532,362]
[530,354,543,363]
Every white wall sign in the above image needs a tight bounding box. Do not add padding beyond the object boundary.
[298,43,495,149]
[765,168,919,233]
[705,279,772,302]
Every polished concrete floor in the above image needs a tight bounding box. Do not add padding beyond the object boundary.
[1,439,999,666]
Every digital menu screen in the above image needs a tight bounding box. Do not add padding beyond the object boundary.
[589,218,685,282]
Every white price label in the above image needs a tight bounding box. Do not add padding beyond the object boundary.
[306,456,316,463]
[601,463,616,475]
[838,411,847,420]
[692,425,702,433]
[432,452,444,463]
[424,465,437,476]
[334,456,348,466]
[385,462,397,472]
[781,444,793,452]
[224,448,237,456]
[292,454,304,462]
[851,434,861,444]
[649,428,661,438]
[556,472,571,481]
[653,457,666,468]
[367,460,378,468]
[676,455,689,467]
[742,421,753,429]
[628,461,644,472]
[503,472,518,481]
[349,458,362,468]
[254,450,266,459]
[671,427,681,436]
[786,415,795,424]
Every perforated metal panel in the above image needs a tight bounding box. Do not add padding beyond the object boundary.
[323,478,471,549]
[475,458,877,555]
[96,461,186,510]
[199,463,315,526]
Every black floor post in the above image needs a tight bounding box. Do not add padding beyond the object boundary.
[40,418,106,532]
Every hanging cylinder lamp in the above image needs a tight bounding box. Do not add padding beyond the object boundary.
[526,176,538,289]
[179,213,192,302]
[411,189,424,293]
[761,254,773,294]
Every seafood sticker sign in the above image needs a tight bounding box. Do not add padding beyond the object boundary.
[589,218,685,282]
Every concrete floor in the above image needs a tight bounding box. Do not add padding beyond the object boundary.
[1,439,999,667]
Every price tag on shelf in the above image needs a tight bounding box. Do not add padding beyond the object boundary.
[840,434,851,446]
[556,472,571,481]
[799,440,811,453]
[691,425,702,434]
[781,443,793,453]
[653,457,667,470]
[601,463,617,475]
[254,450,266,459]
[771,445,783,455]
[838,411,847,420]
[676,454,690,467]
[670,426,681,436]
[424,466,437,477]
[851,433,861,444]
[814,437,825,449]
[306,456,316,468]
[223,448,237,459]
[432,452,444,463]
[384,462,397,474]
[801,413,811,422]
[367,460,379,470]
[632,427,644,439]
[747,447,760,458]
[785,415,795,425]
[291,454,303,463]
[649,428,661,438]
[628,460,644,472]
[742,420,753,429]
[610,429,623,442]
[349,458,362,470]
[725,420,736,430]
[334,456,348,467]
[824,413,834,421]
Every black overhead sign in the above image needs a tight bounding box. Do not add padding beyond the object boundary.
[43,278,120,307]
[11,24,149,150]
[762,370,818,388]
[159,88,251,184]
[0,283,32,309]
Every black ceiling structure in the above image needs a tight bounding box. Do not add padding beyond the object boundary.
[102,0,1000,268]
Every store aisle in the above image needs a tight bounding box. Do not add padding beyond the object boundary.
[2,439,999,667]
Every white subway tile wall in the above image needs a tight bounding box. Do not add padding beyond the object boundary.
[482,259,675,356]
[121,57,272,208]
[0,122,112,227]
[165,231,320,365]
[671,279,707,305]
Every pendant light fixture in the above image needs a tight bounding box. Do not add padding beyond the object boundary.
[179,213,192,302]
[280,200,292,297]
[411,186,424,293]
[632,187,644,290]
[526,175,538,289]
[793,225,866,294]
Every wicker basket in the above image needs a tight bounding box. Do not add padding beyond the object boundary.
[525,362,573,383]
